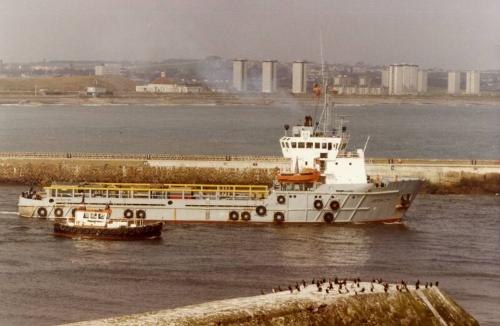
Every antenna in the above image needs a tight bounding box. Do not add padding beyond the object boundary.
[363,136,371,152]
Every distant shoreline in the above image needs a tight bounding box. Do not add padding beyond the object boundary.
[0,93,499,107]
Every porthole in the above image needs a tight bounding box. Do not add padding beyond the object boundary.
[168,200,173,205]
[349,162,352,166]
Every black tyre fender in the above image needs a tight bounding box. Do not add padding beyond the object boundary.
[136,210,146,219]
[313,200,323,210]
[323,212,334,223]
[229,211,239,221]
[256,206,267,216]
[277,195,286,204]
[241,211,251,221]
[37,207,47,218]
[54,207,64,218]
[330,200,340,211]
[124,209,134,219]
[273,212,285,223]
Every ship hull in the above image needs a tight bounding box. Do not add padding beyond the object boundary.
[53,222,163,240]
[19,179,421,224]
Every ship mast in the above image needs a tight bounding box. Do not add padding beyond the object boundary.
[314,30,335,136]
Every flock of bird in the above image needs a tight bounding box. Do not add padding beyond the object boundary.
[261,277,439,296]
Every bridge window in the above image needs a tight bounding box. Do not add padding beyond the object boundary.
[315,143,320,148]
[298,142,305,148]
[328,143,332,150]
[285,142,289,148]
[291,142,297,148]
[322,143,327,149]
[306,142,313,148]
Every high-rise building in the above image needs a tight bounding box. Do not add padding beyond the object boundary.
[261,60,277,93]
[447,71,461,95]
[465,71,480,95]
[388,64,418,95]
[381,70,389,88]
[292,61,307,94]
[95,64,122,76]
[417,70,428,93]
[232,59,248,91]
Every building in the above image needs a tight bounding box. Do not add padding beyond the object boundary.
[381,70,389,88]
[333,86,387,96]
[465,71,480,95]
[417,70,428,93]
[388,64,419,95]
[95,64,122,76]
[334,75,353,87]
[86,87,107,97]
[292,61,307,94]
[135,72,203,94]
[447,71,461,95]
[261,60,277,93]
[232,59,248,91]
[358,76,372,87]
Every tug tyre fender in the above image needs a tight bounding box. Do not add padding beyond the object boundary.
[136,210,146,219]
[241,211,251,221]
[323,212,334,223]
[71,208,77,217]
[313,200,323,210]
[37,207,47,218]
[330,200,340,211]
[124,209,134,219]
[277,195,286,204]
[273,212,285,223]
[54,207,64,218]
[256,206,267,216]
[229,211,239,221]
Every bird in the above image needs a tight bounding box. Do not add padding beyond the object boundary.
[416,280,420,290]
[278,286,282,292]
[302,280,307,288]
[361,287,365,293]
[288,285,293,293]
[325,289,329,294]
[435,281,439,287]
[261,290,265,295]
[311,278,315,284]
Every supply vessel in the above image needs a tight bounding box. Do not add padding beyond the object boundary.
[18,90,421,224]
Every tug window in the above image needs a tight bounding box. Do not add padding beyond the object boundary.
[328,143,333,150]
[298,142,305,148]
[291,142,297,148]
[322,143,327,149]
[315,143,320,149]
[285,142,289,148]
[307,142,313,148]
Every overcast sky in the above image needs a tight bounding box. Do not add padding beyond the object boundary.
[0,0,499,69]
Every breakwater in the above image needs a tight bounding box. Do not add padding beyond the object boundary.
[1,153,499,194]
[63,281,478,326]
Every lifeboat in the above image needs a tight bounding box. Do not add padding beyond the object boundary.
[276,168,321,184]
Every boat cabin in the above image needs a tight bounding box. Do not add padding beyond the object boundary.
[72,208,127,228]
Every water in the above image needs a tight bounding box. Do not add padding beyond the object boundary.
[0,104,498,158]
[0,104,499,325]
[0,186,498,325]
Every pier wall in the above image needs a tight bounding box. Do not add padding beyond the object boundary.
[63,286,478,326]
[1,153,499,193]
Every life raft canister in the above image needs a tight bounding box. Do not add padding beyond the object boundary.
[136,210,146,219]
[277,195,286,204]
[256,206,267,216]
[241,211,251,221]
[124,209,134,219]
[330,200,340,211]
[229,211,239,221]
[54,207,64,218]
[323,212,334,223]
[37,207,47,218]
[313,200,323,210]
[273,212,285,223]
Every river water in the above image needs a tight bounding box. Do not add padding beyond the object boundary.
[0,104,499,325]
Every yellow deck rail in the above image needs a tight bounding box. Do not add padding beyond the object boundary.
[44,183,269,200]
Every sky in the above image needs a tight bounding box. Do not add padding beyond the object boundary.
[0,0,499,69]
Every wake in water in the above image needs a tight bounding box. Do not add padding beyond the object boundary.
[0,211,19,215]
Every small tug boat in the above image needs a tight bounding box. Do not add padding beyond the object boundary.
[53,207,163,240]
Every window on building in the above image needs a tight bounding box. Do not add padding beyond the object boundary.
[291,142,297,148]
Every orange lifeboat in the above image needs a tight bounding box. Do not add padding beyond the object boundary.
[276,168,321,184]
